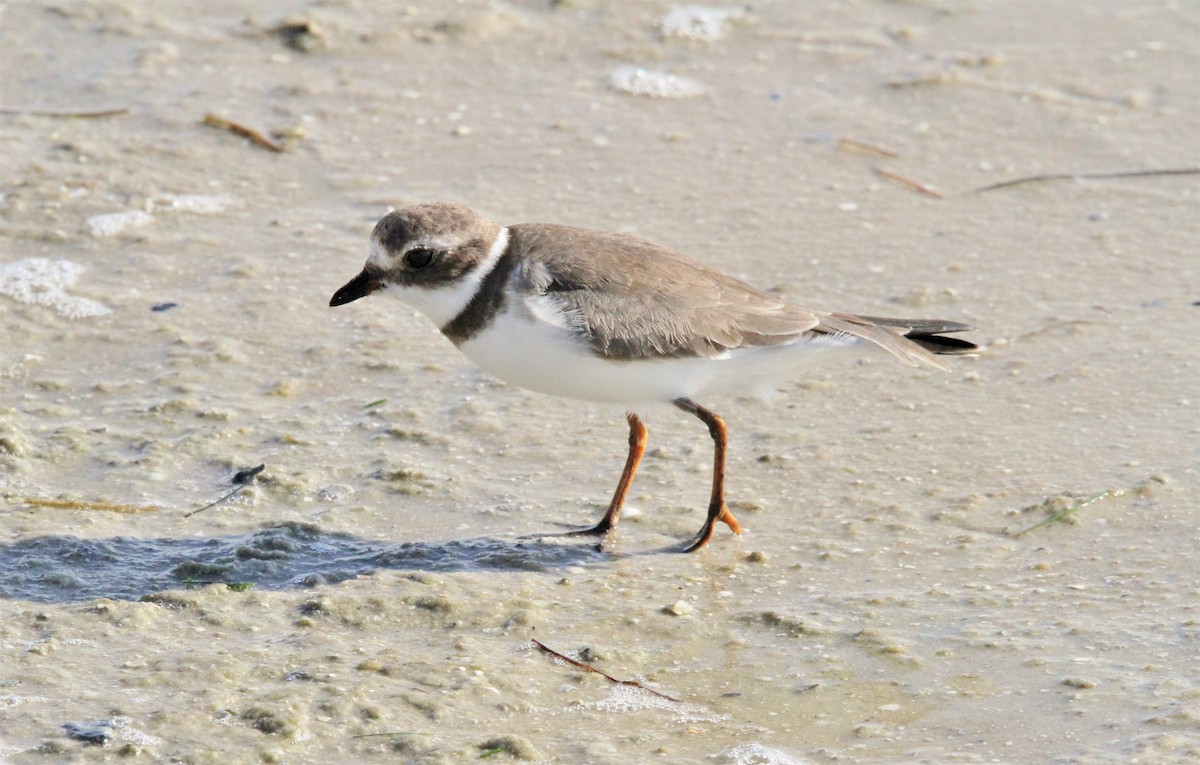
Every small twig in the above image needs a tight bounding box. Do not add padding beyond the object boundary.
[183,485,246,518]
[0,106,129,118]
[838,137,899,158]
[530,638,679,702]
[888,71,1121,109]
[351,732,433,740]
[972,167,1200,194]
[183,464,265,518]
[14,497,159,513]
[887,73,955,89]
[202,113,285,153]
[874,167,944,199]
[1012,489,1119,537]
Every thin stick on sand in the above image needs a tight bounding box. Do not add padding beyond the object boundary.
[1012,489,1119,537]
[202,113,285,153]
[530,638,680,703]
[972,167,1200,193]
[0,106,129,118]
[874,167,944,199]
[15,498,159,513]
[183,464,266,518]
[838,137,899,158]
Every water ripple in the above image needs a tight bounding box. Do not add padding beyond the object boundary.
[0,522,607,603]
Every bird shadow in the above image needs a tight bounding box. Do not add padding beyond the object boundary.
[0,520,625,605]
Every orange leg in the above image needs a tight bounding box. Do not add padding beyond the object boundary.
[673,398,743,552]
[566,412,648,537]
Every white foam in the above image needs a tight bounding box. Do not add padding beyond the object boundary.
[110,715,163,746]
[574,684,726,724]
[0,693,48,710]
[87,210,154,237]
[151,194,235,214]
[610,66,707,99]
[0,258,111,318]
[661,6,746,41]
[725,743,812,765]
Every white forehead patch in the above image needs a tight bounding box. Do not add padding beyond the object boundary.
[367,236,388,270]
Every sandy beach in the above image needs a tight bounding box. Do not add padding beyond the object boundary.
[1,1,1197,763]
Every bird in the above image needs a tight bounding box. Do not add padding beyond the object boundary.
[330,201,977,552]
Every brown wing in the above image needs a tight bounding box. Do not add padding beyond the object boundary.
[509,223,978,369]
[509,223,821,360]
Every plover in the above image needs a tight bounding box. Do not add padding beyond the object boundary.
[331,202,977,551]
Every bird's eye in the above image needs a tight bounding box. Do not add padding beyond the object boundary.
[404,248,436,269]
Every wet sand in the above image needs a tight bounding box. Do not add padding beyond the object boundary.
[1,1,1197,763]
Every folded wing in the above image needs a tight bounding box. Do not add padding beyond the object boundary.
[509,224,977,369]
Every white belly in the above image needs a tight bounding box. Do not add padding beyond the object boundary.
[456,306,863,406]
[457,310,703,404]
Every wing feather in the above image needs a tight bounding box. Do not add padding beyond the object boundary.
[510,224,819,360]
[507,223,975,369]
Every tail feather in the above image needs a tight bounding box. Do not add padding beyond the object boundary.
[905,332,979,355]
[816,313,979,371]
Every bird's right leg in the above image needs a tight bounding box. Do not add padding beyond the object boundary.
[570,412,648,537]
[521,412,648,541]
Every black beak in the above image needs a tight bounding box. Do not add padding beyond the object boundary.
[330,269,382,307]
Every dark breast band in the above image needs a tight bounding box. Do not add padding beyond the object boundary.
[440,235,520,345]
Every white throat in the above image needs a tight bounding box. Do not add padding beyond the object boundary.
[387,226,510,327]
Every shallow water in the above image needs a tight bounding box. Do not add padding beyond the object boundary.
[2,1,1198,763]
[0,522,612,604]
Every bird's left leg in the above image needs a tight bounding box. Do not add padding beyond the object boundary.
[673,397,743,552]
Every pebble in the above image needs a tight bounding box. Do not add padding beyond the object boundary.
[665,600,694,616]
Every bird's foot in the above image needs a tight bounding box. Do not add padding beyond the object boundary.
[680,503,742,552]
[718,504,743,535]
